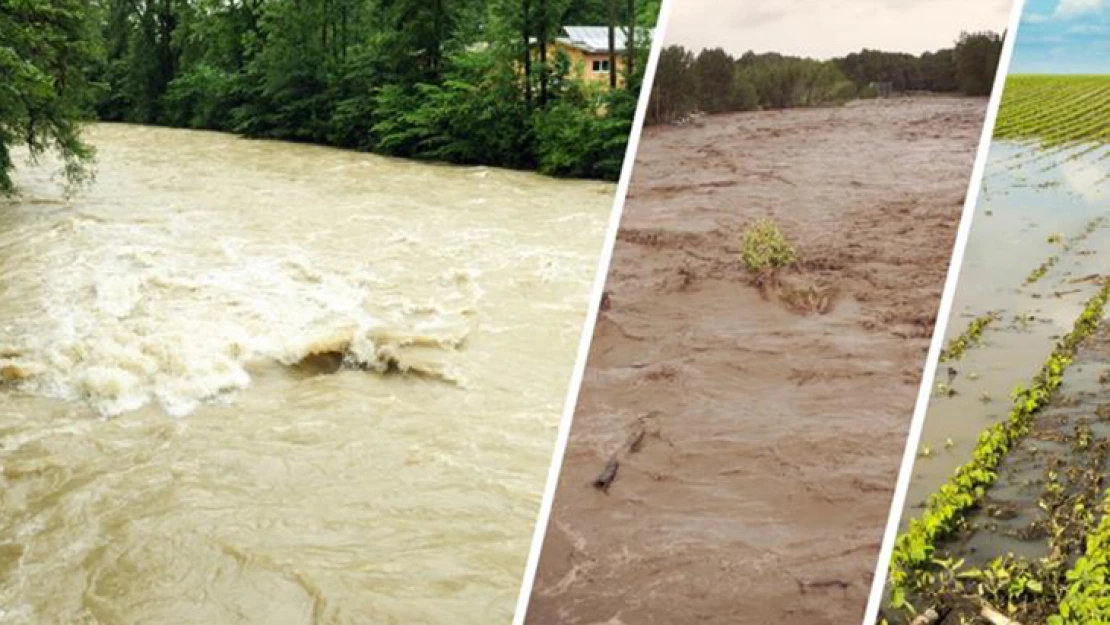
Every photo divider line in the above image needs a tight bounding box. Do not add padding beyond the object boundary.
[859,0,1029,622]
[509,2,676,622]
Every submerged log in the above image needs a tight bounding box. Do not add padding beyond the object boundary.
[592,419,651,493]
[593,456,620,492]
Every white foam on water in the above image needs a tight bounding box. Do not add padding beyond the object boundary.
[0,204,479,417]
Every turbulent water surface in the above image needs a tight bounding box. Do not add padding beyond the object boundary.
[0,124,613,624]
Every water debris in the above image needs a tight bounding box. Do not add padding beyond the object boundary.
[795,577,851,594]
[592,456,620,493]
[592,414,657,493]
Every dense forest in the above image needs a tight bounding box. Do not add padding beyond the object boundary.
[1,0,662,195]
[649,31,1004,124]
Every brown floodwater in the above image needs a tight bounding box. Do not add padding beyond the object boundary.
[525,97,987,625]
[0,124,613,625]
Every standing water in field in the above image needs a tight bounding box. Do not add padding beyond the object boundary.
[906,139,1110,517]
[882,135,1110,622]
[0,124,613,624]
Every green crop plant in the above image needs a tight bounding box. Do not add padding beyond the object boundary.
[940,312,999,362]
[1026,256,1059,285]
[996,76,1110,149]
[885,279,1110,617]
[739,218,797,274]
[1050,463,1110,624]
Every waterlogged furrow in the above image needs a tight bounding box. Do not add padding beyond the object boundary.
[937,217,1105,368]
[884,279,1110,618]
[931,327,1110,623]
[1026,217,1106,286]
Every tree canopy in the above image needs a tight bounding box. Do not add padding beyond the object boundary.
[0,0,99,194]
[648,31,1005,125]
[2,0,661,195]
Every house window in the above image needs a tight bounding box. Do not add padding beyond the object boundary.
[592,59,611,73]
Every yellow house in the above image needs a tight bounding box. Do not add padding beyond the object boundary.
[547,26,653,86]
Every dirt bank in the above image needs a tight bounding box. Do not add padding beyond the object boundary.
[524,97,987,625]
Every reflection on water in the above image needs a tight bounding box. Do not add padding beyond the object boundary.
[0,124,613,624]
[904,140,1110,523]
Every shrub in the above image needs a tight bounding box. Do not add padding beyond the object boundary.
[533,88,635,181]
[858,84,880,99]
[740,218,797,273]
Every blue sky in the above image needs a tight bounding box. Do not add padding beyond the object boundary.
[1012,0,1110,73]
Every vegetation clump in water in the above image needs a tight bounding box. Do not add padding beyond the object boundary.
[939,311,999,362]
[1026,255,1060,285]
[739,218,797,274]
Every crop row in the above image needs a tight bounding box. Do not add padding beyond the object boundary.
[1025,217,1105,285]
[1026,254,1059,284]
[884,278,1110,617]
[996,76,1110,148]
[938,312,998,363]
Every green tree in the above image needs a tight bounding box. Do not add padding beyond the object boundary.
[693,47,735,113]
[0,0,99,195]
[9,0,660,185]
[955,31,1003,97]
[647,45,695,124]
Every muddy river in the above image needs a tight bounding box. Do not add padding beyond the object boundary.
[0,124,613,625]
[525,97,987,625]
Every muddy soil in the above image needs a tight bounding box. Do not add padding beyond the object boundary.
[524,97,987,625]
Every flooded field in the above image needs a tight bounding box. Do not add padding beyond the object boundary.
[882,135,1110,622]
[907,141,1110,515]
[0,125,613,625]
[524,97,987,625]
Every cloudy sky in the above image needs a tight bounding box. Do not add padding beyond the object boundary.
[1011,0,1110,72]
[663,0,1015,60]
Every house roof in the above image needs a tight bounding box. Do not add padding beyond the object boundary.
[558,26,653,54]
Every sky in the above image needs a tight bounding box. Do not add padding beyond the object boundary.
[663,0,1014,60]
[1010,0,1110,73]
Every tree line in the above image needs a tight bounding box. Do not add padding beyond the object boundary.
[2,0,662,195]
[649,31,1004,125]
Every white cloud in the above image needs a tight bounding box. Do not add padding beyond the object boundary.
[1068,22,1110,33]
[1054,0,1105,18]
